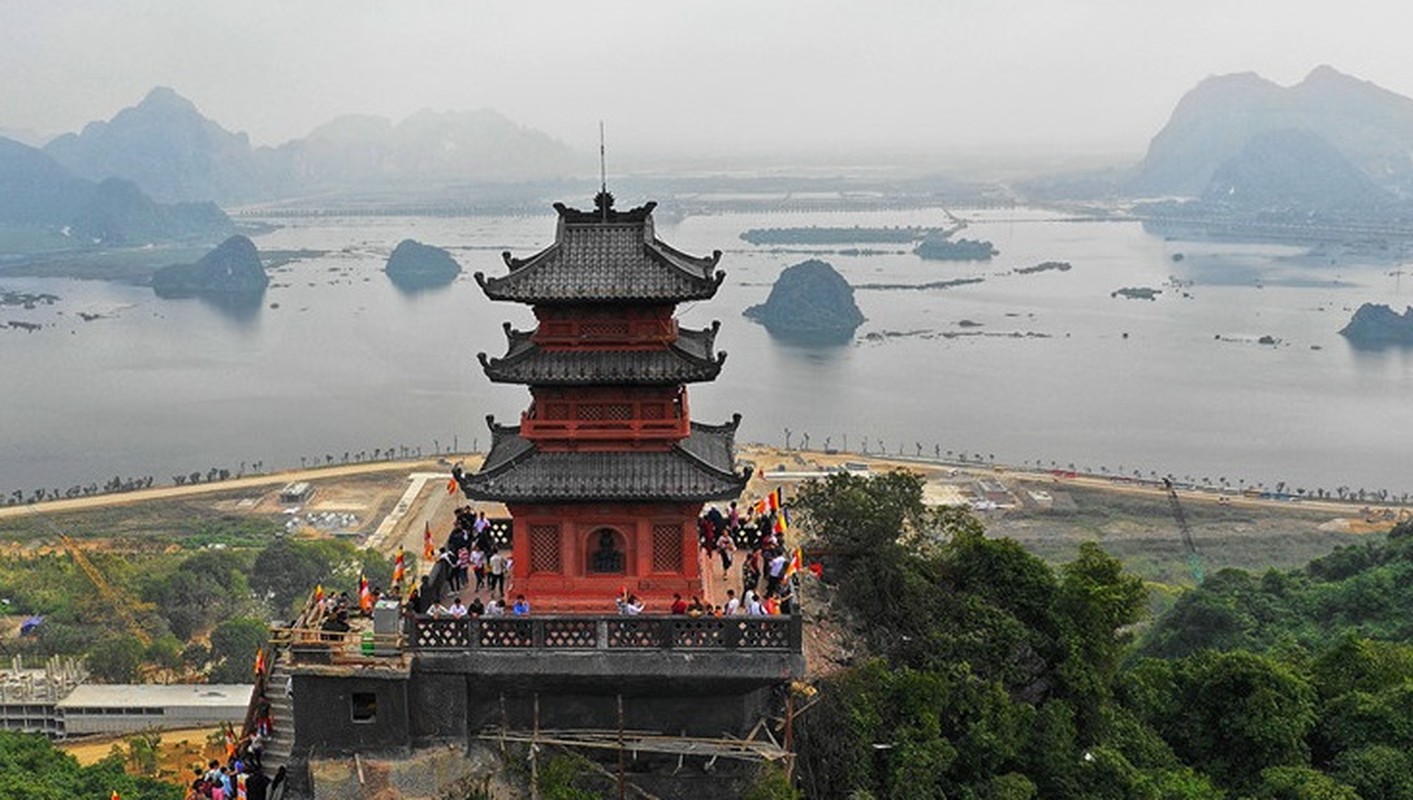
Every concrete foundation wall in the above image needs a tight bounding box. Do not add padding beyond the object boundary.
[293,673,410,756]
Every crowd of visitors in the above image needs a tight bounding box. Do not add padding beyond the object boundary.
[402,496,802,619]
[405,505,516,619]
[697,498,799,615]
[185,725,285,800]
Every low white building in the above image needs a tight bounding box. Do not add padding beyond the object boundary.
[56,683,252,736]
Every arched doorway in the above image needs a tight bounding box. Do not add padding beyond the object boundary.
[586,527,627,574]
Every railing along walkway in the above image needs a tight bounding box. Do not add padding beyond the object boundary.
[411,613,801,652]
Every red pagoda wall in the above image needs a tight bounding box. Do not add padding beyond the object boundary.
[521,386,689,450]
[506,502,702,613]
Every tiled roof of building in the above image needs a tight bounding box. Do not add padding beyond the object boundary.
[474,201,724,304]
[477,322,724,385]
[57,684,254,709]
[457,415,751,503]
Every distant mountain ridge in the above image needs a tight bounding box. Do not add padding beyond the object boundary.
[1131,66,1413,199]
[41,87,583,204]
[45,87,264,204]
[1202,128,1395,213]
[0,135,231,245]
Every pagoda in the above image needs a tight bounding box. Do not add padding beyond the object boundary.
[458,192,750,611]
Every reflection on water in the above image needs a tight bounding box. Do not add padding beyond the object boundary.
[196,290,267,324]
[387,270,457,295]
[758,325,857,349]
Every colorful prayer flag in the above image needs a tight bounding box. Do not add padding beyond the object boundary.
[767,488,782,513]
[784,546,803,579]
[254,647,266,677]
[773,507,790,534]
[313,584,325,603]
[392,546,406,585]
[359,574,372,613]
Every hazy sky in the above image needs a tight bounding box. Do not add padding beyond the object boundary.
[5,1,1413,166]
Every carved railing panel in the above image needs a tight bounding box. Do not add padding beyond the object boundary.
[478,618,534,648]
[415,618,471,649]
[410,614,800,652]
[669,618,727,648]
[607,618,665,649]
[543,619,598,648]
[737,618,792,649]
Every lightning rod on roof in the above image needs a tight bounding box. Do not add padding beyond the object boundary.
[599,120,608,222]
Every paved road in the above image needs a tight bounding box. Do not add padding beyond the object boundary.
[0,458,455,520]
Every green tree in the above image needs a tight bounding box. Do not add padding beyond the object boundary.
[1333,744,1413,800]
[144,552,249,639]
[251,539,332,612]
[86,633,145,682]
[1055,542,1146,739]
[1253,766,1359,800]
[0,731,180,800]
[208,617,268,683]
[1147,651,1317,790]
[745,762,802,800]
[144,633,183,671]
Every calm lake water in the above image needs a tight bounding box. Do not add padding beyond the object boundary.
[3,206,1412,501]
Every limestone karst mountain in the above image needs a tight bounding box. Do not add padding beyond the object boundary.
[41,87,581,204]
[1131,66,1413,200]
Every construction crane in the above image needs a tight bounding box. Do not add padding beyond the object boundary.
[22,508,153,645]
[1162,479,1205,586]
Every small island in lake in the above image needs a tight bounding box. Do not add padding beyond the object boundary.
[1015,261,1072,275]
[744,259,865,344]
[1112,287,1162,301]
[150,235,269,298]
[914,236,998,261]
[1339,303,1413,346]
[385,239,462,290]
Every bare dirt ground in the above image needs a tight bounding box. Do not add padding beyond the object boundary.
[60,726,223,774]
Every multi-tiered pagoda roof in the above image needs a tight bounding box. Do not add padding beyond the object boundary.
[457,193,749,508]
[460,415,746,503]
[477,322,725,385]
[473,201,724,304]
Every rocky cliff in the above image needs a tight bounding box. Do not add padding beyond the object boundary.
[384,239,461,290]
[151,235,268,297]
[744,259,864,343]
[1202,129,1393,212]
[1131,66,1413,199]
[1339,303,1413,346]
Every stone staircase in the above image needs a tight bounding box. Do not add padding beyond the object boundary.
[260,657,294,778]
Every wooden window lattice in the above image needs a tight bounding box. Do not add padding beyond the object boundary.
[652,524,683,573]
[530,525,562,573]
